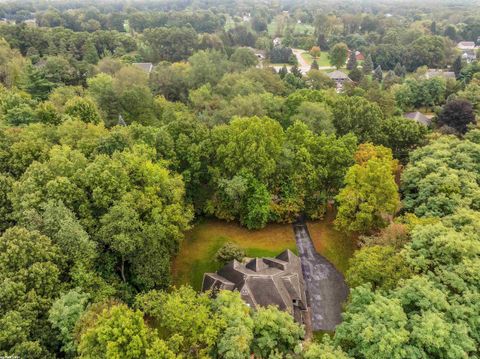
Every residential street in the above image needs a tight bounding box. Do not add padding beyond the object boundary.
[293,220,349,331]
[292,48,310,73]
[271,48,335,74]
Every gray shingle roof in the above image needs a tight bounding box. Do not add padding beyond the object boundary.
[202,249,309,323]
[405,111,431,126]
[132,62,153,73]
[327,70,352,81]
[426,69,455,80]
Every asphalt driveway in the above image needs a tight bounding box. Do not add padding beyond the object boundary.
[293,221,349,331]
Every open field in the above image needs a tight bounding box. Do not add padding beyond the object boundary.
[301,52,331,67]
[291,22,315,35]
[172,216,357,290]
[268,18,314,37]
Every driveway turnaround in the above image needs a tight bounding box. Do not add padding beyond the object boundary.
[293,221,349,331]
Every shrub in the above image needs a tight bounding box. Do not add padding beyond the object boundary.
[214,242,246,264]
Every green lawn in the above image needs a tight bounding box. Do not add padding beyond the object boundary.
[301,52,331,67]
[172,219,297,290]
[307,212,358,274]
[172,216,357,290]
[268,18,314,37]
[291,22,315,35]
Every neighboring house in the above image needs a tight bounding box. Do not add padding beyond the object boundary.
[355,51,365,61]
[24,19,37,27]
[247,47,266,60]
[327,70,352,92]
[132,62,154,74]
[457,41,478,63]
[273,37,282,47]
[405,111,432,126]
[348,50,364,61]
[202,250,311,328]
[425,69,456,80]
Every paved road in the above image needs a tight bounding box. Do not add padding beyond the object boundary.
[292,48,310,74]
[271,49,335,75]
[293,221,349,331]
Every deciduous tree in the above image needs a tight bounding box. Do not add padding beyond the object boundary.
[335,144,399,233]
[329,42,348,69]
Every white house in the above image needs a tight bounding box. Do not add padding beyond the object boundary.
[457,41,478,63]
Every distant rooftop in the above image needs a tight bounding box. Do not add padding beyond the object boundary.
[132,62,153,73]
[405,111,431,126]
[458,41,476,49]
[425,69,455,80]
[327,70,351,81]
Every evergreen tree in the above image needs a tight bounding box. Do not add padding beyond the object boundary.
[363,54,373,74]
[373,65,383,82]
[310,59,319,70]
[349,67,363,82]
[20,64,55,100]
[83,40,99,65]
[383,70,398,89]
[453,55,462,78]
[278,65,288,79]
[393,63,406,77]
[347,51,357,71]
[290,64,303,78]
[430,21,437,35]
[317,33,328,50]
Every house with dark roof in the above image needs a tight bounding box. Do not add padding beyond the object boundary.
[327,70,352,92]
[404,111,431,126]
[202,250,310,327]
[132,62,154,74]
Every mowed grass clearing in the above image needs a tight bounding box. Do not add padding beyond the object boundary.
[307,213,358,274]
[301,52,332,67]
[268,19,314,37]
[171,219,297,290]
[172,215,358,290]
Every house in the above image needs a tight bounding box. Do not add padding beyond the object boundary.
[348,50,364,61]
[247,47,265,60]
[327,70,352,92]
[404,111,431,126]
[457,41,477,63]
[355,51,365,61]
[24,19,37,27]
[273,37,282,47]
[132,62,153,74]
[132,62,154,74]
[328,70,352,82]
[425,69,456,80]
[202,250,310,327]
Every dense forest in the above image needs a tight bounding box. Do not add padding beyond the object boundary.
[0,0,479,358]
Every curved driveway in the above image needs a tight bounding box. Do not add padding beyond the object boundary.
[272,48,335,75]
[293,221,349,331]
